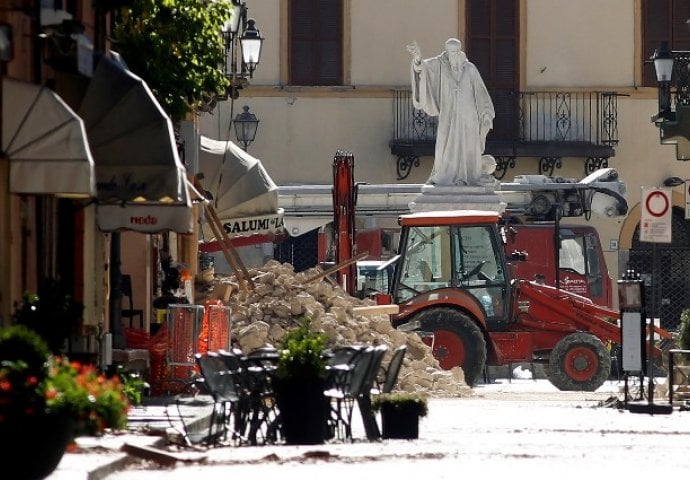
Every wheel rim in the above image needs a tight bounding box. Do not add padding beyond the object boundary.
[431,329,465,370]
[563,346,598,381]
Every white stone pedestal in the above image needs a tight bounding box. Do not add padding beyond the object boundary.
[408,182,506,213]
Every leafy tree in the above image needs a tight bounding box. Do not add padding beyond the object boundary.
[111,0,232,121]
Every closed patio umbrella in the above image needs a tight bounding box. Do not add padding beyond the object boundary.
[198,136,284,244]
[78,53,192,233]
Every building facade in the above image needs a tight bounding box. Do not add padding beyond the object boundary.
[199,0,690,328]
[4,0,690,347]
[0,1,194,356]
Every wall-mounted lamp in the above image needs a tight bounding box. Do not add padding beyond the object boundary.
[652,41,674,122]
[651,42,690,160]
[221,1,264,100]
[663,176,685,187]
[234,105,259,151]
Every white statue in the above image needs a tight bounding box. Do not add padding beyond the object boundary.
[408,38,495,186]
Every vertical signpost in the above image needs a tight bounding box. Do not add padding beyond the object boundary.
[629,187,673,413]
[618,270,645,405]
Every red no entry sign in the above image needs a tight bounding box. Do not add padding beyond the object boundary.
[645,190,670,217]
[641,187,672,243]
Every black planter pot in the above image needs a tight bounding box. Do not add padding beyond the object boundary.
[380,403,422,439]
[274,376,329,445]
[0,412,73,479]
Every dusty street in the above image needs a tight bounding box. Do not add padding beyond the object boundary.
[106,378,690,479]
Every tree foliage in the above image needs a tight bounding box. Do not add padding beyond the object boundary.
[111,0,232,121]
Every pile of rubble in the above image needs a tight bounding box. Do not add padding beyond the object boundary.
[206,259,471,398]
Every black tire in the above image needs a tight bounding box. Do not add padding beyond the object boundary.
[415,307,487,387]
[546,332,611,391]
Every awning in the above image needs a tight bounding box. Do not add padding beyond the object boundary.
[198,136,285,242]
[77,53,192,233]
[95,178,203,233]
[283,216,332,237]
[3,78,96,196]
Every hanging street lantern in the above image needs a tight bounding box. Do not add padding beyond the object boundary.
[233,105,259,151]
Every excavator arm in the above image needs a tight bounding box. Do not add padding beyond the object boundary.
[516,279,670,359]
[333,151,357,295]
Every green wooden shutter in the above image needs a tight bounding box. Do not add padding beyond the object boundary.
[642,0,690,86]
[643,0,672,86]
[467,0,519,141]
[289,0,343,86]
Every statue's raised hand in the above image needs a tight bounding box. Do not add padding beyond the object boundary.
[407,41,422,63]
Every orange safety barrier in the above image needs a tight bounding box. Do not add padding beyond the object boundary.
[167,304,205,381]
[124,302,232,395]
[124,325,170,395]
[198,300,232,355]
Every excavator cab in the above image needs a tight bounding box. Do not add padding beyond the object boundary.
[391,215,512,330]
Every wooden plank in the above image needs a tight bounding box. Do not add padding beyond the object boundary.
[302,251,369,284]
[206,204,255,290]
[204,204,248,293]
[121,443,206,466]
[353,304,400,316]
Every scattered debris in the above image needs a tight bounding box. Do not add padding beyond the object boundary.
[201,259,471,397]
[121,443,207,466]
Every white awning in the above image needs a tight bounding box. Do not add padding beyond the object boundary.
[198,136,284,241]
[282,216,332,237]
[4,78,96,197]
[78,54,192,233]
[95,178,201,233]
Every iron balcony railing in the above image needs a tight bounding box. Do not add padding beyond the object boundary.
[391,89,620,179]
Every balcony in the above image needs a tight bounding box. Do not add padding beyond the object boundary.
[390,90,620,180]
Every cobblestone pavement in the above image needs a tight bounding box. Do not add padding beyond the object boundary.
[48,377,690,479]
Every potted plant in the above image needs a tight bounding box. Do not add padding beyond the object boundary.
[670,309,690,390]
[273,316,330,445]
[0,325,130,479]
[12,279,84,354]
[372,391,429,439]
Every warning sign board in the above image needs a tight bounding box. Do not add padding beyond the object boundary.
[640,187,672,243]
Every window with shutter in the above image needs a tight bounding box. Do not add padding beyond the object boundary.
[467,0,519,141]
[642,0,690,86]
[288,0,343,86]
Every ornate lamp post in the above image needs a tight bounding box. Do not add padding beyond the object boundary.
[651,41,690,160]
[221,0,264,100]
[652,41,675,122]
[233,105,259,151]
[219,1,264,151]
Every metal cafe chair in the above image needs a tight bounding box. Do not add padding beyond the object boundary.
[217,348,280,446]
[194,352,240,445]
[324,346,374,441]
[242,347,281,445]
[216,349,250,443]
[120,274,144,329]
[357,344,388,440]
[377,345,407,394]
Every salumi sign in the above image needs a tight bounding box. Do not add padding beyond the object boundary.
[221,213,285,237]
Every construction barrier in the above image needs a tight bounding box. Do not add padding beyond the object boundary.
[198,299,232,355]
[124,301,232,395]
[166,304,205,381]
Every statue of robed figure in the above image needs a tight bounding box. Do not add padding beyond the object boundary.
[408,38,495,186]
